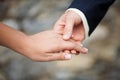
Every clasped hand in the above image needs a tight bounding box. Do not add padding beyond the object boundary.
[0,10,88,62]
[25,30,87,62]
[25,11,88,62]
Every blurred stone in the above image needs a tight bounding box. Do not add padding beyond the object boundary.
[56,54,94,72]
[84,25,109,45]
[0,2,8,21]
[0,74,6,80]
[71,72,98,80]
[54,71,75,80]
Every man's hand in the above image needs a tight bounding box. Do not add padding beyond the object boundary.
[54,10,87,54]
[26,30,87,62]
[54,10,85,42]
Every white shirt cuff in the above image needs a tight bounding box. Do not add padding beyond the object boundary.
[66,8,89,39]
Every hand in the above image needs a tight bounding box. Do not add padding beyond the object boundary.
[25,30,86,62]
[0,23,87,62]
[54,10,86,54]
[54,10,85,42]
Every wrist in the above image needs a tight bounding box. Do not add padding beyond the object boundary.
[0,23,31,56]
[14,35,31,56]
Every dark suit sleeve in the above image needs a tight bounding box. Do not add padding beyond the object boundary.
[69,0,115,35]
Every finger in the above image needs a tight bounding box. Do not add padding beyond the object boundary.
[71,50,77,54]
[54,24,64,35]
[63,41,88,54]
[64,50,70,53]
[60,40,76,50]
[63,15,74,40]
[73,42,87,54]
[54,14,66,34]
[46,52,72,61]
[74,46,88,54]
[59,39,88,54]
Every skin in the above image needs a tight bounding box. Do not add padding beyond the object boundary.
[54,10,87,54]
[0,23,86,62]
[28,30,87,61]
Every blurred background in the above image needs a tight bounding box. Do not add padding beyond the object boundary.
[0,0,120,80]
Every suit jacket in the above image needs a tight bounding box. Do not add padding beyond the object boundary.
[69,0,115,35]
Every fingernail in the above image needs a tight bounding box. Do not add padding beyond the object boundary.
[83,48,88,53]
[65,53,72,60]
[63,34,69,40]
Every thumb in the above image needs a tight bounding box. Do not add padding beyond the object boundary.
[48,52,72,61]
[63,15,74,40]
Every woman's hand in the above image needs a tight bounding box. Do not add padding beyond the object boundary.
[26,30,87,62]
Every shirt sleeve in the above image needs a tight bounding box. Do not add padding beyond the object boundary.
[66,8,89,39]
[68,0,115,35]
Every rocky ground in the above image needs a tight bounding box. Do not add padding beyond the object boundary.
[0,0,120,80]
